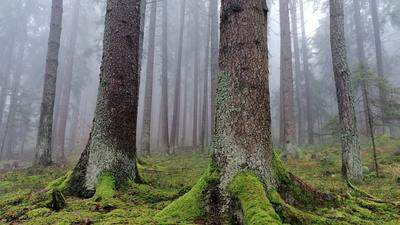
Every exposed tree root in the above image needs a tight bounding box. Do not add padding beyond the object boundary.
[155,164,220,223]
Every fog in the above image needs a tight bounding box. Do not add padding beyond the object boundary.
[0,0,400,164]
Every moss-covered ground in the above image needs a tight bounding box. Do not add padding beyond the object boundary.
[0,135,399,224]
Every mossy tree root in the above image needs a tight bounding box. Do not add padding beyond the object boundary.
[155,164,220,224]
[272,152,338,209]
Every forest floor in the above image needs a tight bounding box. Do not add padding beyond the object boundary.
[0,135,400,225]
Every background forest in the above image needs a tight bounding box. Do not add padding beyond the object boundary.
[0,0,400,224]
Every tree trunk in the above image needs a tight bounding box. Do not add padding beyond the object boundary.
[290,0,305,145]
[67,0,141,197]
[34,0,63,167]
[352,0,370,135]
[329,0,363,183]
[56,0,80,162]
[0,11,28,160]
[280,0,296,152]
[200,2,212,149]
[368,0,386,127]
[299,0,314,145]
[67,90,81,152]
[141,0,157,155]
[210,0,219,139]
[213,0,274,190]
[170,0,187,151]
[160,0,170,153]
[192,1,200,148]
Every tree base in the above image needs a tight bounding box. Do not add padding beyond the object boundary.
[158,152,400,225]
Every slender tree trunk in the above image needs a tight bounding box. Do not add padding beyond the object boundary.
[34,0,63,167]
[290,0,305,145]
[299,0,314,145]
[141,0,157,155]
[210,0,219,137]
[368,0,386,128]
[200,2,212,149]
[170,0,187,151]
[0,12,28,160]
[192,3,200,148]
[67,0,141,197]
[280,0,296,152]
[57,0,80,162]
[329,0,363,183]
[160,0,170,153]
[352,0,370,135]
[67,90,81,152]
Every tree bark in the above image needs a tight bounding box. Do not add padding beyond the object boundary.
[67,0,141,197]
[329,0,363,183]
[141,0,157,155]
[215,0,274,190]
[299,0,314,145]
[280,0,296,151]
[34,0,63,167]
[160,0,170,153]
[56,0,81,162]
[170,0,187,151]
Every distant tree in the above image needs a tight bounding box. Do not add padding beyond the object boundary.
[330,0,363,183]
[67,0,141,197]
[299,0,314,144]
[290,0,305,145]
[56,0,81,162]
[170,0,187,151]
[141,0,157,155]
[192,0,201,148]
[159,0,170,153]
[280,0,297,154]
[34,0,64,167]
[200,0,211,149]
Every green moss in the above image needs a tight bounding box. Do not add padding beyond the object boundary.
[26,208,51,218]
[45,170,72,192]
[155,164,219,223]
[228,172,282,225]
[93,172,116,202]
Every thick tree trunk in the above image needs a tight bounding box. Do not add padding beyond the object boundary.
[0,39,15,132]
[57,0,80,162]
[329,0,363,183]
[141,0,157,155]
[170,0,187,151]
[299,0,314,145]
[67,0,141,197]
[160,0,170,153]
[215,0,274,190]
[280,0,296,152]
[34,0,63,167]
[290,0,305,145]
